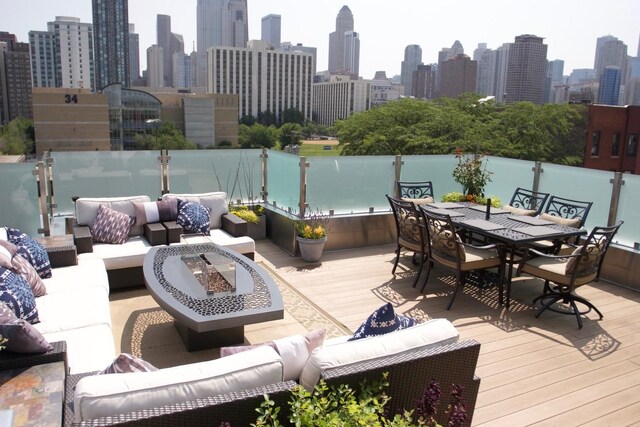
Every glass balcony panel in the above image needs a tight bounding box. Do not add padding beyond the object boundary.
[169,150,262,203]
[0,163,40,235]
[615,174,640,247]
[306,156,395,214]
[266,151,299,213]
[400,155,459,200]
[52,151,161,214]
[538,163,613,232]
[484,156,536,204]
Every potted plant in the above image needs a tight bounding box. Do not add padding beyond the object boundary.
[452,148,492,201]
[230,204,266,240]
[295,209,329,262]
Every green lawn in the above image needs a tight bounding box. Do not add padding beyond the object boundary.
[299,143,343,157]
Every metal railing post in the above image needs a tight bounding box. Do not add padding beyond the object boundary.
[393,155,403,198]
[531,161,543,193]
[33,158,50,236]
[158,149,171,195]
[608,172,625,227]
[261,148,268,203]
[299,156,308,218]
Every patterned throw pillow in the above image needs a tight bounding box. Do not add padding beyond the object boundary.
[133,199,178,225]
[98,353,158,374]
[0,266,39,324]
[91,204,136,245]
[349,302,416,341]
[177,199,211,234]
[12,254,47,297]
[5,227,52,279]
[0,243,12,269]
[0,301,52,353]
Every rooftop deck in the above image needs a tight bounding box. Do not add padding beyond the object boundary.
[111,240,640,426]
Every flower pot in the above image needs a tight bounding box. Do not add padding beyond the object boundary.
[247,215,266,240]
[296,235,327,262]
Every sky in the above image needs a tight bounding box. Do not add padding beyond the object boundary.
[2,0,639,79]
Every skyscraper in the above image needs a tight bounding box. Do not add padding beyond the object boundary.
[594,35,627,79]
[0,32,32,123]
[328,6,354,74]
[401,45,422,97]
[146,45,163,88]
[128,24,140,83]
[157,14,185,87]
[30,17,94,90]
[343,31,360,77]
[440,54,477,99]
[545,59,564,104]
[92,0,130,89]
[505,35,547,104]
[598,66,621,105]
[413,64,437,99]
[261,14,281,48]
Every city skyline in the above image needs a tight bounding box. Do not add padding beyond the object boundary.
[1,0,639,80]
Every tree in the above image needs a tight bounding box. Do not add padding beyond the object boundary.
[281,108,305,126]
[239,114,256,126]
[279,123,303,147]
[134,122,197,150]
[0,117,35,155]
[257,110,277,126]
[239,123,278,149]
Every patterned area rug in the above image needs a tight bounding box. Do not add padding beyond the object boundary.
[121,262,350,361]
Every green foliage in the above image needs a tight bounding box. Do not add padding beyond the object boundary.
[281,108,305,126]
[279,123,303,147]
[452,149,492,197]
[134,122,196,150]
[333,95,588,164]
[441,191,502,207]
[258,110,278,126]
[239,124,278,149]
[240,114,257,126]
[229,205,260,223]
[0,117,35,155]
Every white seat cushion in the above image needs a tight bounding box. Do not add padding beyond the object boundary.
[42,324,116,374]
[74,345,283,422]
[75,196,150,237]
[35,288,112,334]
[299,318,459,390]
[77,236,152,270]
[42,258,109,295]
[177,230,255,255]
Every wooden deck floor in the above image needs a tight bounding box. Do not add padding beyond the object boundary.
[255,240,640,426]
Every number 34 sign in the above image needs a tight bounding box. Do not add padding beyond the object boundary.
[64,94,78,104]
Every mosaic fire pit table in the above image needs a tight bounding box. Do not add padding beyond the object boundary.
[143,242,284,351]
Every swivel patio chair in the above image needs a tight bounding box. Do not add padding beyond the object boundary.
[534,195,594,253]
[386,195,428,289]
[419,206,503,310]
[517,221,623,328]
[397,181,434,204]
[505,187,550,216]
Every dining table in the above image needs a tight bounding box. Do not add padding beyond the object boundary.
[421,201,588,308]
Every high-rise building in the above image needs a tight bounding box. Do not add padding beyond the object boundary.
[475,47,494,96]
[401,45,422,97]
[328,6,354,74]
[208,40,314,121]
[440,54,477,99]
[146,45,163,88]
[413,64,437,99]
[313,75,370,126]
[494,43,510,103]
[92,0,130,89]
[505,35,547,104]
[545,59,564,104]
[598,66,622,105]
[261,14,281,49]
[594,35,627,79]
[0,33,32,123]
[128,24,140,82]
[343,31,360,77]
[473,43,488,61]
[157,15,185,87]
[450,40,464,57]
[29,17,94,90]
[173,53,193,88]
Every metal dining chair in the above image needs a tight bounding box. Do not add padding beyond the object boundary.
[505,187,550,216]
[386,195,428,289]
[517,221,623,328]
[397,181,434,202]
[419,206,503,310]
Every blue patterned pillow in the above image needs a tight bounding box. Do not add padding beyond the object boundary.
[177,199,211,234]
[5,227,51,279]
[348,302,416,341]
[0,266,39,324]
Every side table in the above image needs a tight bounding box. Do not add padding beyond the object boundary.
[35,235,77,268]
[0,361,66,426]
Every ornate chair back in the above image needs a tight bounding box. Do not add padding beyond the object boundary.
[543,195,593,229]
[397,181,434,200]
[386,195,425,250]
[420,208,465,269]
[508,187,549,215]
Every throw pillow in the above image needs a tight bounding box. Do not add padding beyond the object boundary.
[91,204,136,245]
[540,213,582,228]
[98,353,159,374]
[220,341,278,357]
[0,266,39,324]
[349,302,416,341]
[0,226,7,241]
[133,199,178,225]
[11,253,47,297]
[177,199,211,234]
[5,227,51,279]
[0,244,11,268]
[0,301,52,353]
[503,204,537,216]
[401,197,434,205]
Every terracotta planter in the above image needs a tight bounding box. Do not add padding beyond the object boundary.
[296,235,327,262]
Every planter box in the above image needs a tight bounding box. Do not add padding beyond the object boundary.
[247,215,266,240]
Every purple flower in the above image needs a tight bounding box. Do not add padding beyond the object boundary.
[415,380,441,425]
[445,384,468,427]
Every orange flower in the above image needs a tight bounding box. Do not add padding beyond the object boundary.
[466,194,475,201]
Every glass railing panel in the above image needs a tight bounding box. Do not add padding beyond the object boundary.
[169,150,262,203]
[484,156,536,205]
[306,156,396,214]
[52,151,162,214]
[400,155,459,201]
[266,150,300,213]
[538,163,613,233]
[615,174,640,247]
[0,163,40,235]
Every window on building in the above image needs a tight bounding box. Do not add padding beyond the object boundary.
[591,131,600,156]
[627,134,638,156]
[612,132,620,156]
